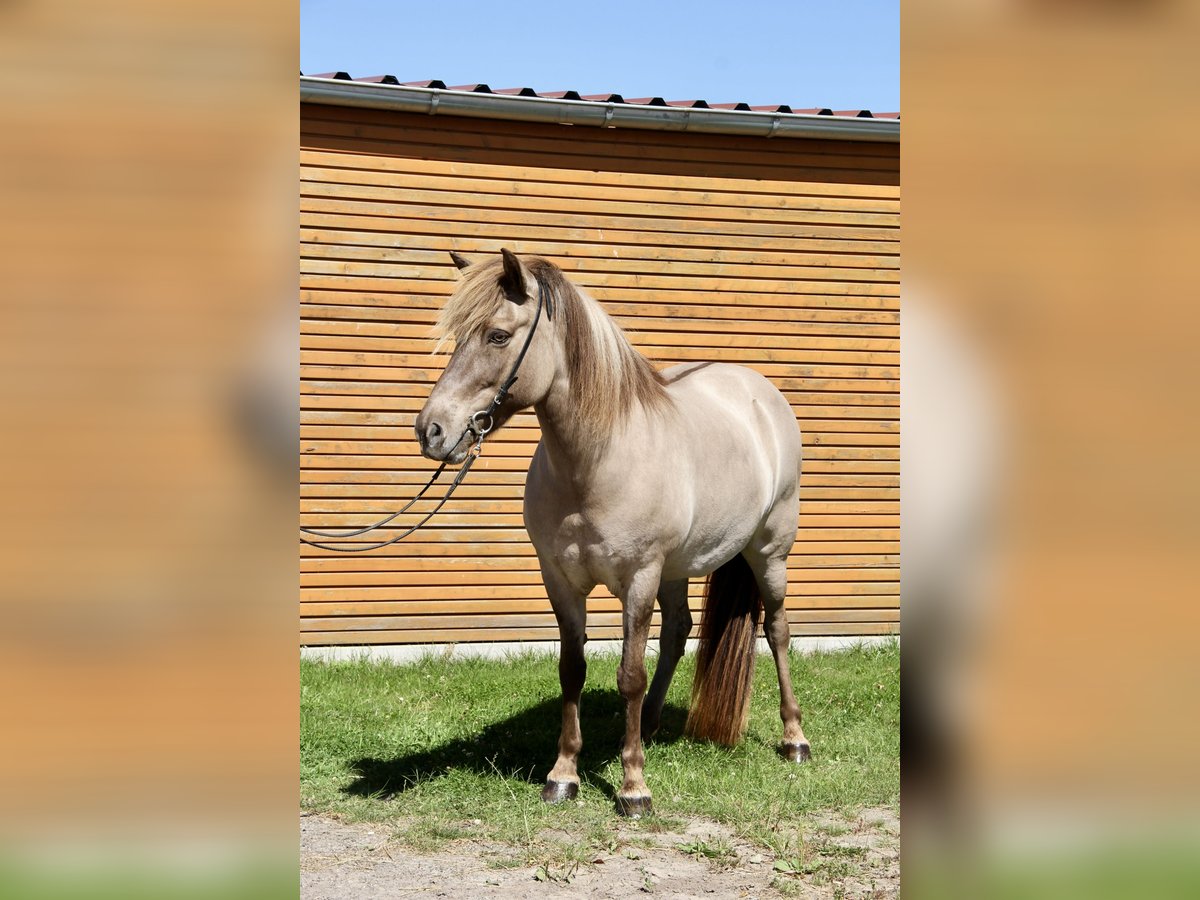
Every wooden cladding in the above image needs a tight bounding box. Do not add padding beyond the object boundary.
[300,103,899,646]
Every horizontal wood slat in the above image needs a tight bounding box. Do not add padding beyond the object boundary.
[302,603,900,621]
[300,487,899,503]
[300,314,899,341]
[298,148,901,199]
[299,566,898,583]
[300,182,899,233]
[301,211,900,256]
[299,543,899,560]
[303,622,901,646]
[297,526,901,546]
[300,103,899,647]
[300,570,900,591]
[300,233,900,274]
[303,293,898,325]
[299,164,901,214]
[300,608,900,634]
[299,272,900,303]
[300,198,899,246]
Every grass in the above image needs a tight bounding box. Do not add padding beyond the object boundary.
[300,641,898,861]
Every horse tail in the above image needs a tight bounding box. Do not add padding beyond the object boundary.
[684,552,762,746]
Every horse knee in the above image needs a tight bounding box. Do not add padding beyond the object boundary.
[617,664,647,700]
[559,655,586,695]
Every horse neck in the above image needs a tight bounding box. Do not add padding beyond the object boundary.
[533,367,602,477]
[532,286,666,478]
[532,347,644,481]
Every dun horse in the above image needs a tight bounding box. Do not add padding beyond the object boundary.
[415,250,810,817]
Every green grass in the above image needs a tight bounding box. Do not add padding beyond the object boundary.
[300,641,898,858]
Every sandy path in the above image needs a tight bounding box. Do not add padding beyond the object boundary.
[301,808,898,899]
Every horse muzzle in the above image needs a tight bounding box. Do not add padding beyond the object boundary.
[415,417,471,464]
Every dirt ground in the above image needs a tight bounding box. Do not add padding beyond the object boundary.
[300,808,899,899]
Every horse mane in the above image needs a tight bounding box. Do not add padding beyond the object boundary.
[436,255,668,431]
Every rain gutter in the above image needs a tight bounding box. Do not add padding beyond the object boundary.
[300,77,899,143]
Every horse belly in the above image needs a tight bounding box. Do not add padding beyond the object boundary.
[660,503,761,581]
[661,438,767,580]
[662,543,750,583]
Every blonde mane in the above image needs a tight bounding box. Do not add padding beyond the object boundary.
[436,255,668,431]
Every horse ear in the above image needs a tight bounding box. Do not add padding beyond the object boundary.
[499,248,531,304]
[448,251,472,271]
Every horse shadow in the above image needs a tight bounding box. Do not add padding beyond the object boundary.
[344,688,690,803]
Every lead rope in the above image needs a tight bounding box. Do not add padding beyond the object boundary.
[299,433,482,552]
[300,283,547,552]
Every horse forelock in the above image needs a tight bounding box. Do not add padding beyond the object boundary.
[436,255,667,429]
[434,257,509,351]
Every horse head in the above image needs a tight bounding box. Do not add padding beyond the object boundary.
[415,249,557,463]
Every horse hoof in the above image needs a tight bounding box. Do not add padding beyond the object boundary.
[616,795,653,818]
[541,780,579,804]
[780,742,812,763]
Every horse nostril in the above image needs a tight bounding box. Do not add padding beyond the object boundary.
[415,417,444,453]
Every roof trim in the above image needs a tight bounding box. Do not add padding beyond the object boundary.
[300,77,899,143]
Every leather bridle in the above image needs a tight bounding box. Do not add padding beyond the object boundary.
[300,278,550,552]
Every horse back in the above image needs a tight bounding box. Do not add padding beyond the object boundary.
[663,361,801,494]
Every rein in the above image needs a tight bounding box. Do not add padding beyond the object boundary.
[300,280,549,553]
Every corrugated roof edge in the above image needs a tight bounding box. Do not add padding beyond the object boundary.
[300,75,899,143]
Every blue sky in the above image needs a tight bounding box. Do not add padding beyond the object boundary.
[300,0,899,112]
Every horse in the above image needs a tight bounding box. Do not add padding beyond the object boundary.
[415,249,810,817]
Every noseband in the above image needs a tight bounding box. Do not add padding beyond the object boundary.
[300,280,549,552]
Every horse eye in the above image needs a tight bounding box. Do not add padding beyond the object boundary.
[487,330,511,346]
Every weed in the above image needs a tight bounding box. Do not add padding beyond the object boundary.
[642,816,685,834]
[818,842,868,859]
[639,865,655,892]
[532,860,579,884]
[760,828,803,861]
[770,874,805,897]
[815,820,852,837]
[396,820,467,853]
[677,838,739,869]
[483,854,523,870]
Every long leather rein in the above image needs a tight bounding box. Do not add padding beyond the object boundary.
[300,279,549,553]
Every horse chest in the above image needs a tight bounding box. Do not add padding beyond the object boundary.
[544,512,646,597]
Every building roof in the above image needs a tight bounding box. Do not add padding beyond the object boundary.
[303,71,899,119]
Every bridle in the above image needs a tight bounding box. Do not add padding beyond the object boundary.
[300,277,551,552]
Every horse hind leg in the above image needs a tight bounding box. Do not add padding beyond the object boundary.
[745,548,811,762]
[641,578,691,740]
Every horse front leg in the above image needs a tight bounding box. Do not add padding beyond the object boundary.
[539,560,591,803]
[615,565,660,817]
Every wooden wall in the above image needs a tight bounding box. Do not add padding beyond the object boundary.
[300,102,899,646]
